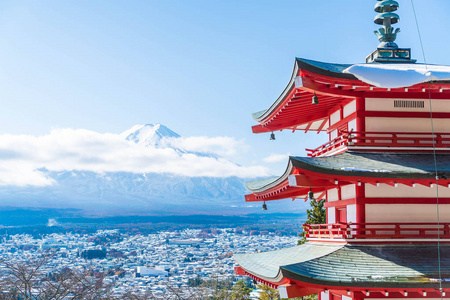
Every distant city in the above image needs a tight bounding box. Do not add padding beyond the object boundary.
[0,224,299,298]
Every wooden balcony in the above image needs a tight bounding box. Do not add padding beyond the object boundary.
[306,131,450,157]
[304,222,450,243]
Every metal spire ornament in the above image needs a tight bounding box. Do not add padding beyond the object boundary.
[374,0,400,48]
[366,0,415,63]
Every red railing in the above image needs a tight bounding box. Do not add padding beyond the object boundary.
[306,131,450,157]
[306,134,349,157]
[304,223,450,240]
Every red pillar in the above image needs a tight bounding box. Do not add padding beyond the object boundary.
[355,183,365,226]
[355,97,365,133]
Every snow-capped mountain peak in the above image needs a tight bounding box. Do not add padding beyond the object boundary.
[121,124,180,148]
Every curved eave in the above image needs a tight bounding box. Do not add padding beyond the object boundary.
[252,58,358,123]
[234,243,344,284]
[244,160,305,202]
[235,243,450,290]
[245,152,450,202]
[291,152,450,180]
[252,61,299,123]
[296,58,355,80]
[253,58,356,123]
[245,160,294,193]
[281,244,450,289]
[252,58,450,134]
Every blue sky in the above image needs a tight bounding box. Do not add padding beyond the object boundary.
[0,0,450,180]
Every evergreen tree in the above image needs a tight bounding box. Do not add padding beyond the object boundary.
[298,198,326,245]
[231,280,252,300]
[257,284,279,300]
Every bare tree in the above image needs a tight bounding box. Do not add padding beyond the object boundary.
[0,252,54,299]
[0,252,113,300]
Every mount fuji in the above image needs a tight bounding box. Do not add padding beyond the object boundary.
[0,124,299,216]
[121,123,181,148]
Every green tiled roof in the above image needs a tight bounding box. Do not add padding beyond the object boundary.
[296,58,353,75]
[245,152,450,193]
[245,177,281,191]
[235,243,450,288]
[234,243,344,282]
[290,152,450,179]
[251,110,267,119]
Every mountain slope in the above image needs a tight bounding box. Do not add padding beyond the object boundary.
[121,124,180,148]
[0,124,304,216]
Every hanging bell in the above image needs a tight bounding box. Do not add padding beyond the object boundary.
[312,92,319,105]
[270,132,275,140]
[307,188,315,201]
[262,202,268,210]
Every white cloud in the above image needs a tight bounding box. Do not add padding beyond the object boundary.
[262,153,290,163]
[162,136,245,157]
[0,128,268,187]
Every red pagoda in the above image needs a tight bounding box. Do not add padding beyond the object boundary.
[234,1,450,299]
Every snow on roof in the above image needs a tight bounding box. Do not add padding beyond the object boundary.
[343,63,450,88]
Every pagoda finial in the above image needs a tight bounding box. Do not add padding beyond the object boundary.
[373,0,401,48]
[366,0,415,63]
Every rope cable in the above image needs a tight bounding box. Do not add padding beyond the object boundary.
[410,0,443,295]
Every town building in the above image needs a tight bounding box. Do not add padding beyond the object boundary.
[234,1,450,299]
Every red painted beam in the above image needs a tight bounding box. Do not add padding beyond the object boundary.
[363,111,450,119]
[324,199,357,208]
[326,112,357,133]
[360,197,450,204]
[289,174,336,187]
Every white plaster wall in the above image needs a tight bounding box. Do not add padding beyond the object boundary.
[365,98,450,112]
[365,117,450,133]
[369,298,441,300]
[343,100,356,118]
[278,286,288,299]
[342,296,352,300]
[365,183,450,198]
[348,118,357,132]
[341,184,356,200]
[330,110,341,126]
[330,129,337,140]
[309,119,325,130]
[365,204,450,223]
[327,188,339,202]
[320,292,330,300]
[347,204,357,224]
[328,208,336,223]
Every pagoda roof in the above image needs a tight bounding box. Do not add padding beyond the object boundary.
[253,57,357,124]
[252,58,450,134]
[292,58,355,80]
[245,152,450,201]
[235,243,450,289]
[290,152,450,179]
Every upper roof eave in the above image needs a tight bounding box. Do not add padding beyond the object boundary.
[295,58,356,80]
[252,58,358,123]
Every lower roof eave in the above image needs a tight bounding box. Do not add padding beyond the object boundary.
[235,243,450,291]
[237,266,450,296]
[280,268,450,290]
